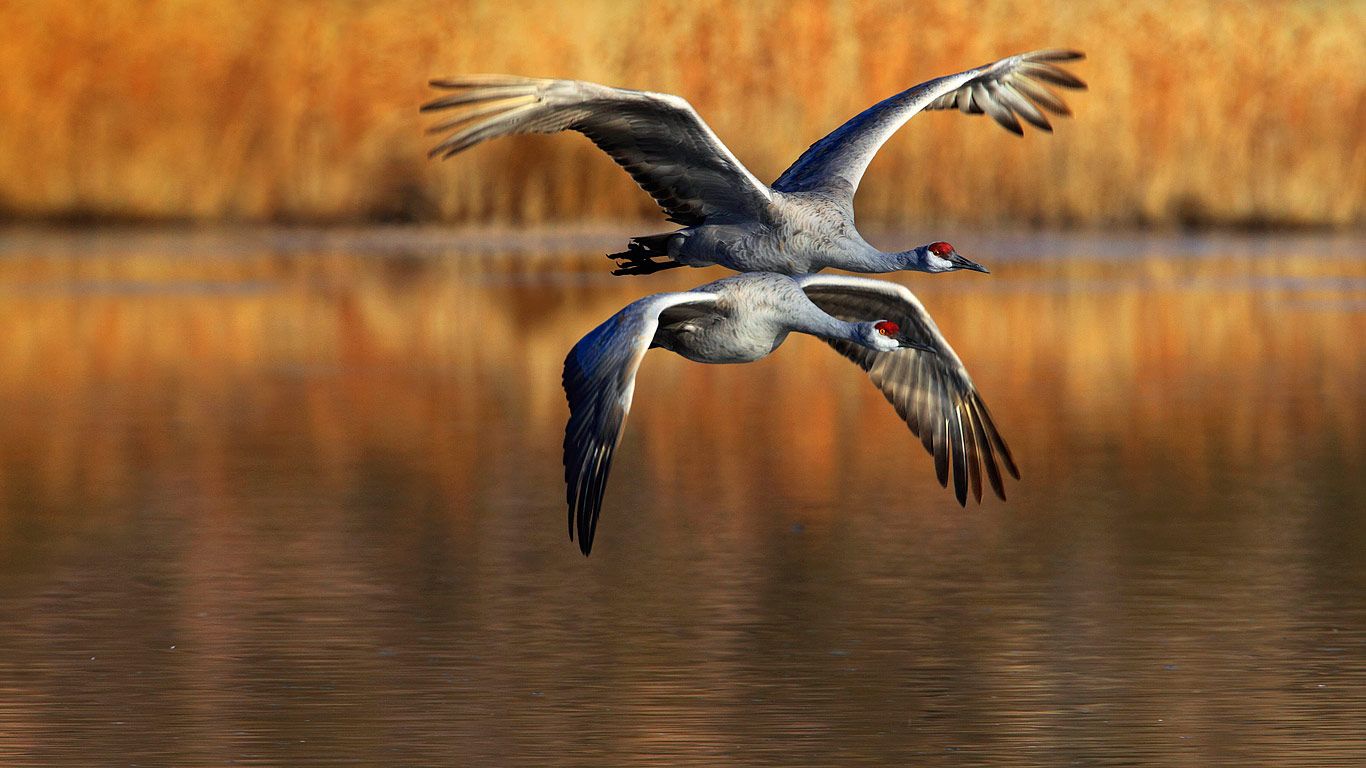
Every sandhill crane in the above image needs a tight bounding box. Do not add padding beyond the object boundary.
[424,50,1084,277]
[563,272,1017,554]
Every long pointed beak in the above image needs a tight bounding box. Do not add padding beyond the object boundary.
[899,339,937,353]
[950,252,990,273]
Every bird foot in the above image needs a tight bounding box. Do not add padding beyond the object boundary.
[609,256,682,276]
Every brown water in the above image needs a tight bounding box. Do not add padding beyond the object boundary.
[0,228,1362,766]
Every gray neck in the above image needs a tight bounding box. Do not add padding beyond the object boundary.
[821,241,920,273]
[787,303,866,344]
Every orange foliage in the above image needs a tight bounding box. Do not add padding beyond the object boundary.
[0,0,1362,227]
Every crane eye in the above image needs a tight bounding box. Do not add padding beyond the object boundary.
[875,321,900,337]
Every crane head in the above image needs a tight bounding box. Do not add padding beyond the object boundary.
[857,320,934,354]
[912,241,990,274]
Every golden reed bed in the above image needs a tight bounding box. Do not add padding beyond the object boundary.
[1,0,1362,227]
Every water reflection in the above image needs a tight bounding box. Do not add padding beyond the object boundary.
[0,229,1361,766]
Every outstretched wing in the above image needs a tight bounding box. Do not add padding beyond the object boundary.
[423,76,773,226]
[773,50,1085,198]
[562,291,719,555]
[797,275,1019,505]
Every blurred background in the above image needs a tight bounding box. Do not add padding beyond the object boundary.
[2,0,1363,228]
[0,1,1363,766]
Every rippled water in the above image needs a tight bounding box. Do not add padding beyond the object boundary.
[0,228,1362,766]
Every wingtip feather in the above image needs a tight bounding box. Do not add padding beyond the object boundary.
[1022,62,1087,90]
[428,74,538,90]
[1025,49,1086,63]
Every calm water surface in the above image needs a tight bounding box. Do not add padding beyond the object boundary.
[0,228,1362,766]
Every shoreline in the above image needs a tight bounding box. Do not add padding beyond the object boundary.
[0,222,1362,263]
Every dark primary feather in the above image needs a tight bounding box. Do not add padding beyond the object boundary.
[926,50,1086,136]
[773,49,1085,196]
[422,76,772,227]
[797,275,1019,505]
[561,312,639,555]
[561,292,717,555]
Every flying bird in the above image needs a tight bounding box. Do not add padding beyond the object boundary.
[562,272,1018,554]
[424,50,1084,277]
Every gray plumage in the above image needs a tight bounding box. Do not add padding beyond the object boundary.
[424,50,1084,277]
[562,273,1015,554]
